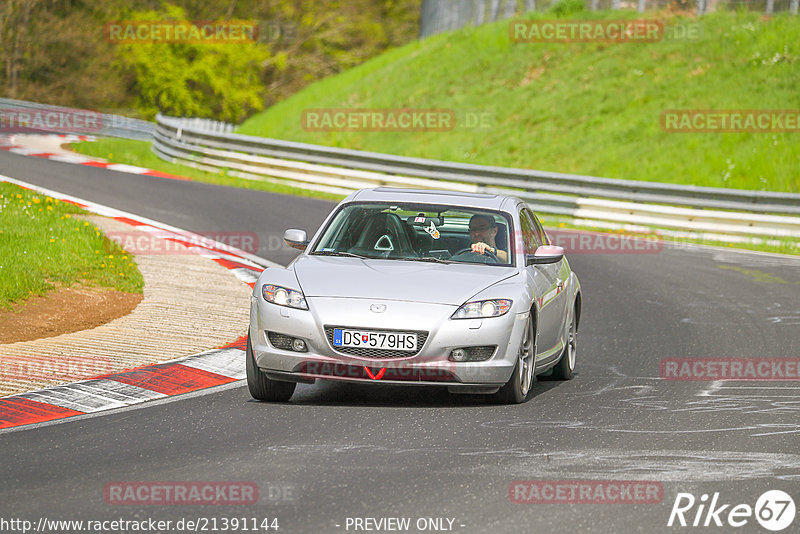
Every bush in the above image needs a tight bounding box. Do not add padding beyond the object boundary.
[549,0,587,17]
[114,6,269,122]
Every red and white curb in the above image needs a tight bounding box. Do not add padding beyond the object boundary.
[0,175,279,431]
[1,340,248,429]
[0,134,188,181]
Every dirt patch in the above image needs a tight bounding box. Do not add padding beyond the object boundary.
[0,286,142,344]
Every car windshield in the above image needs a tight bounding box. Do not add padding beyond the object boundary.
[310,202,515,266]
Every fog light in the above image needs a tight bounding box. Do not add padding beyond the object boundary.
[292,338,307,352]
[449,346,496,362]
[450,348,467,362]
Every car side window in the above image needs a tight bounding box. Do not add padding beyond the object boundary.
[519,209,541,254]
[532,213,549,245]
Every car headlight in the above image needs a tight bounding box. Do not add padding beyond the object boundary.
[451,299,512,319]
[262,284,308,310]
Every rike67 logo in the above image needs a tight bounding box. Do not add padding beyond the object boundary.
[668,490,795,531]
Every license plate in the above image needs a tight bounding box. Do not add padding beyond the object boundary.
[333,329,417,351]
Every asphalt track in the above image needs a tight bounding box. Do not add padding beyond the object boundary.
[1,149,800,533]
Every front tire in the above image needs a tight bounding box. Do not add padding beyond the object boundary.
[246,335,296,402]
[493,313,535,404]
[551,307,577,380]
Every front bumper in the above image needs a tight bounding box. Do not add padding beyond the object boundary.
[249,296,527,387]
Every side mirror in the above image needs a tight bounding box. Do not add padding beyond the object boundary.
[284,229,309,251]
[526,245,564,265]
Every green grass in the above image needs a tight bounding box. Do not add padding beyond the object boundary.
[0,182,144,309]
[69,138,346,202]
[237,9,800,193]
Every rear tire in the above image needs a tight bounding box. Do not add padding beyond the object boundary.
[493,313,535,404]
[551,307,577,380]
[246,335,296,402]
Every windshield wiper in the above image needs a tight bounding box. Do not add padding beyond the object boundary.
[313,251,452,263]
[397,256,454,264]
[311,250,370,259]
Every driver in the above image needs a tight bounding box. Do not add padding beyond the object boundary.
[469,214,508,263]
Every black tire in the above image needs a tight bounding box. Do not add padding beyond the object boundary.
[551,307,577,380]
[493,313,535,404]
[246,335,296,402]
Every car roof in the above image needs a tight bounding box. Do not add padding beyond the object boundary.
[347,187,522,212]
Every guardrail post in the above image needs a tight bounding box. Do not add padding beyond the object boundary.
[524,0,536,11]
[419,0,435,37]
[458,0,472,28]
[490,0,501,21]
[474,0,486,24]
[697,0,706,15]
[504,0,517,18]
[638,0,647,12]
[611,0,621,10]
[766,0,774,14]
[792,0,799,14]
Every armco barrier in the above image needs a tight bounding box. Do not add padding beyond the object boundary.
[152,113,800,238]
[0,97,154,140]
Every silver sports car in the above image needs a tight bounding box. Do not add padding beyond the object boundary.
[247,188,581,403]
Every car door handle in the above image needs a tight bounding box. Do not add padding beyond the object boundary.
[557,279,565,290]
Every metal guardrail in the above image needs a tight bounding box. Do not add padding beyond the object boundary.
[0,97,154,140]
[153,113,800,238]
[159,116,234,135]
[420,0,799,38]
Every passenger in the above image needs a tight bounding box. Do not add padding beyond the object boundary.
[468,214,508,263]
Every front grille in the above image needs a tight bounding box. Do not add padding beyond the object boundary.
[324,326,428,359]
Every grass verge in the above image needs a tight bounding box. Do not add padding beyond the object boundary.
[238,9,800,193]
[0,182,144,309]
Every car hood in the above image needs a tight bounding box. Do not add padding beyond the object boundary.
[293,256,517,305]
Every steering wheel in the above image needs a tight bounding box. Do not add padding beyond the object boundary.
[453,246,500,263]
